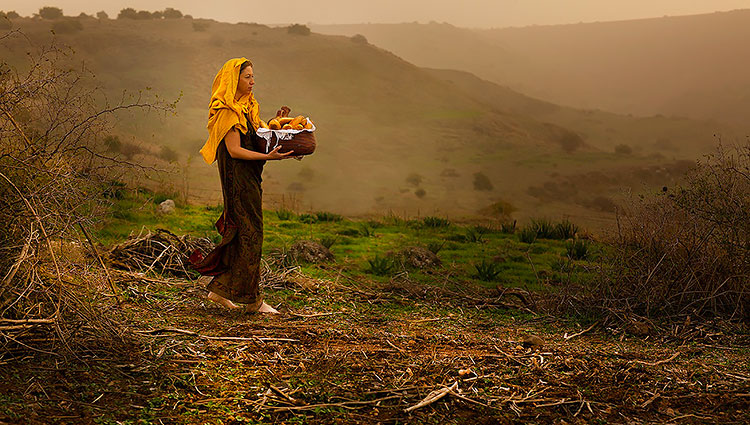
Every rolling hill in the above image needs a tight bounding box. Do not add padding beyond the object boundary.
[313,10,750,131]
[0,15,723,227]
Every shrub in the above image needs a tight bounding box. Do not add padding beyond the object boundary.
[39,7,63,19]
[275,207,295,221]
[473,260,502,281]
[558,130,584,153]
[359,223,375,237]
[103,135,122,152]
[480,199,516,219]
[500,220,516,234]
[315,211,343,222]
[426,240,446,255]
[588,142,749,320]
[464,226,486,243]
[614,144,633,154]
[117,8,137,19]
[422,216,450,228]
[415,188,426,198]
[319,235,338,249]
[565,239,589,260]
[406,173,422,187]
[96,11,108,19]
[351,34,368,44]
[298,213,317,224]
[158,145,179,162]
[52,19,83,34]
[337,228,360,237]
[287,24,310,35]
[518,226,537,244]
[473,172,493,191]
[523,218,556,240]
[367,255,394,276]
[119,142,143,159]
[554,219,579,239]
[6,11,19,19]
[163,8,183,19]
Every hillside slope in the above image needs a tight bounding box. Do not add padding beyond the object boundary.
[314,10,750,130]
[1,17,720,224]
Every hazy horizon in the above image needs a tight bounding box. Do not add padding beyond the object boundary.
[4,0,750,28]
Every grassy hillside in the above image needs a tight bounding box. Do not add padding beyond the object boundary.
[314,11,750,131]
[4,188,747,424]
[0,16,720,227]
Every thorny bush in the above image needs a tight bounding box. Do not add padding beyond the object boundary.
[591,141,749,322]
[0,31,174,356]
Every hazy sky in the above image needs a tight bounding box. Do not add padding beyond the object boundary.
[5,0,750,28]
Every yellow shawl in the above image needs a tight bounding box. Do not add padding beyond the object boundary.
[199,57,261,164]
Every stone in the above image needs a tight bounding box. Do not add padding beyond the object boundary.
[158,199,176,214]
[289,240,334,263]
[398,246,441,269]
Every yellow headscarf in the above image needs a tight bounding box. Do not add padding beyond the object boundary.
[199,57,262,164]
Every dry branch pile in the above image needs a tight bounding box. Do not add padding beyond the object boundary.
[0,33,172,357]
[108,228,213,278]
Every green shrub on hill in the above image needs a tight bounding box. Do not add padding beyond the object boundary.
[473,172,493,191]
[287,24,310,36]
[39,7,63,19]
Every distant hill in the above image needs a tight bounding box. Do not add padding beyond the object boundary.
[0,16,722,226]
[314,10,750,131]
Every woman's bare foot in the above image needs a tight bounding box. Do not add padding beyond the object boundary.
[207,291,240,309]
[245,301,279,314]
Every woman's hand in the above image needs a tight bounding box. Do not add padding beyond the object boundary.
[265,145,296,160]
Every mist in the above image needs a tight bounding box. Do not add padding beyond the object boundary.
[3,0,750,28]
[1,4,746,227]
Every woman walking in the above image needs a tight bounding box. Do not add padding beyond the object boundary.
[191,58,295,313]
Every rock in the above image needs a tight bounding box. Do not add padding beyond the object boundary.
[158,199,176,214]
[398,246,441,269]
[522,335,544,350]
[289,240,334,263]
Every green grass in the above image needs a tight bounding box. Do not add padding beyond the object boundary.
[96,189,598,291]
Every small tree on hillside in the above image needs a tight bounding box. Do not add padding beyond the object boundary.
[351,34,368,44]
[39,6,63,19]
[96,11,108,19]
[6,11,20,19]
[163,8,183,19]
[287,24,311,35]
[559,130,584,153]
[117,8,137,19]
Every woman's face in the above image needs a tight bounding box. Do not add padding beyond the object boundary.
[236,65,255,97]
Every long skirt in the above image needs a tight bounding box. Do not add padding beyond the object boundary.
[190,132,266,307]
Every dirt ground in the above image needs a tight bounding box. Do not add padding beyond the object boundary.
[1,267,748,424]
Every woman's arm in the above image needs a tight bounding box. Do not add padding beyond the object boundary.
[225,127,295,160]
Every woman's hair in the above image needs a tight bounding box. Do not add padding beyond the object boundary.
[240,60,253,72]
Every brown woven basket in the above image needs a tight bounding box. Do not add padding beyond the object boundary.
[273,131,316,156]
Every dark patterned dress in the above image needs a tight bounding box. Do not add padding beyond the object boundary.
[190,123,266,308]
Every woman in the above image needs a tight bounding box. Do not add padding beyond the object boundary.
[190,58,295,314]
